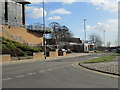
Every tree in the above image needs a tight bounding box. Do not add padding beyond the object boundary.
[89,33,103,47]
[49,22,73,48]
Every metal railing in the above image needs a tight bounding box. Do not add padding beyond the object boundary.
[0,19,53,32]
[27,25,53,33]
[0,19,27,28]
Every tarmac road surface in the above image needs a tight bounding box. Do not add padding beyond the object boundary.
[2,53,118,88]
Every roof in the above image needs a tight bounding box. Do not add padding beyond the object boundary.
[46,38,82,45]
[60,38,82,43]
[11,0,31,4]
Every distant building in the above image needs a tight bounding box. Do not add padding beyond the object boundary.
[46,38,82,49]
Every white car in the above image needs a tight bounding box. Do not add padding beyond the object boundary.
[58,49,67,52]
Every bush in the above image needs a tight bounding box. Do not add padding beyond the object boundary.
[2,48,27,57]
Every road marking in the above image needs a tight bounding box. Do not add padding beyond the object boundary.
[16,75,24,78]
[39,70,45,73]
[3,78,12,81]
[28,72,36,75]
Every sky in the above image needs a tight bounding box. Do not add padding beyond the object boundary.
[26,0,118,46]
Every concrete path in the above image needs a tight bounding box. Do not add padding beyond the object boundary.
[80,56,119,76]
[80,62,119,75]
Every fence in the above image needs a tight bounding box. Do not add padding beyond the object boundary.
[0,19,27,28]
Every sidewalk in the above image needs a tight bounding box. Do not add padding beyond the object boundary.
[2,53,91,66]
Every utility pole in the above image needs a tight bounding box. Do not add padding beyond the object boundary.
[84,19,87,43]
[103,30,106,51]
[43,0,46,59]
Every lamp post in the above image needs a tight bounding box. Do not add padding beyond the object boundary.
[103,30,106,51]
[43,0,46,59]
[84,19,87,43]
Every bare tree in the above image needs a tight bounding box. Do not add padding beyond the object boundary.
[89,33,103,47]
[49,22,73,48]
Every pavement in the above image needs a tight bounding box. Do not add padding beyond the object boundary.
[2,53,91,66]
[80,56,119,76]
[2,53,118,88]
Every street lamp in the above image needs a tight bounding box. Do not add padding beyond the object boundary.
[103,30,106,51]
[43,0,46,59]
[84,19,87,43]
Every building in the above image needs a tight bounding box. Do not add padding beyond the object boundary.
[0,0,53,46]
[0,0,30,27]
[46,38,82,50]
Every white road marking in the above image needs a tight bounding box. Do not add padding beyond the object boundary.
[28,73,34,75]
[39,70,45,73]
[16,75,24,78]
[3,78,12,81]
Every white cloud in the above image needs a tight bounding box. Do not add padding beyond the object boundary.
[62,0,78,4]
[50,8,72,15]
[48,16,62,20]
[26,6,47,19]
[86,19,118,32]
[89,0,118,12]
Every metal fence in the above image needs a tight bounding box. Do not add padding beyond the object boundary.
[0,19,27,28]
[0,19,53,33]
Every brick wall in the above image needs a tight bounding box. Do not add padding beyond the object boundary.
[33,52,44,59]
[63,52,67,56]
[0,54,11,62]
[49,49,58,57]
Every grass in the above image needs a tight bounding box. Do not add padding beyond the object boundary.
[1,37,51,57]
[82,54,120,64]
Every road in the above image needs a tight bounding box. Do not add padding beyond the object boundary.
[2,53,118,88]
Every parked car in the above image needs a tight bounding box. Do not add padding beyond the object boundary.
[105,49,109,52]
[58,49,67,52]
[66,49,72,53]
[116,48,120,53]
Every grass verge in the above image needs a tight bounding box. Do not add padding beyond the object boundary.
[82,54,120,64]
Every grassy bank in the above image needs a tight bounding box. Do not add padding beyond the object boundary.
[1,37,51,57]
[82,54,119,64]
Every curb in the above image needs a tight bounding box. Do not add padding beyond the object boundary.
[2,53,92,66]
[78,63,120,76]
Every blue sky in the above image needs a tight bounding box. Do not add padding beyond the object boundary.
[26,0,118,46]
